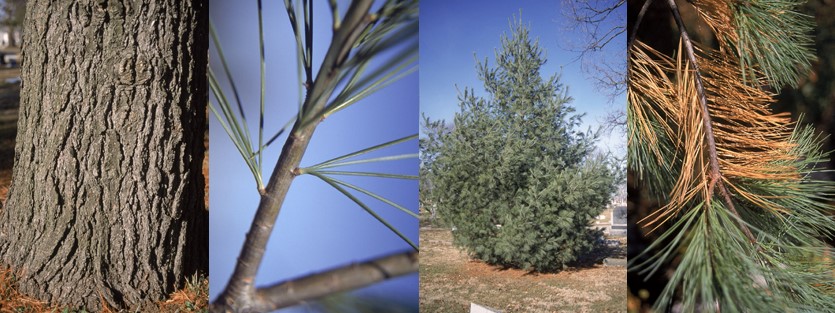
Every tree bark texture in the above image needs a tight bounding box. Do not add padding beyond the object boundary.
[0,0,208,310]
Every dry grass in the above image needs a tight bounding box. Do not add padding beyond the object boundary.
[157,274,209,313]
[0,265,208,312]
[0,267,52,313]
[420,227,627,313]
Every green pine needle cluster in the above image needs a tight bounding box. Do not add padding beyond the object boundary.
[629,0,835,311]
[209,0,419,250]
[732,0,815,88]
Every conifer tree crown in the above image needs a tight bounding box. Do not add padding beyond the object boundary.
[425,18,619,272]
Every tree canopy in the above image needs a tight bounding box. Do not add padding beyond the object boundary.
[424,18,618,272]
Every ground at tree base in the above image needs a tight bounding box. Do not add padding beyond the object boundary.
[419,227,626,313]
[0,265,208,313]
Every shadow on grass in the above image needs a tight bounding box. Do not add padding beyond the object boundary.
[452,234,627,275]
[481,242,627,275]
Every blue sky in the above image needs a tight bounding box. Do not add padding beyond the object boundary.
[421,0,626,155]
[209,1,418,311]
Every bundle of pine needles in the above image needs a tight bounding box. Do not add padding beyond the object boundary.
[628,0,835,311]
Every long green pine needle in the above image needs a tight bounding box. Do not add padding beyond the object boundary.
[307,170,418,180]
[306,134,418,169]
[210,20,250,127]
[257,0,267,174]
[310,172,419,218]
[310,172,418,250]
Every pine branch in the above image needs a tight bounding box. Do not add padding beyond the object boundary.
[629,0,835,311]
[211,1,377,311]
[626,0,652,53]
[664,0,758,246]
[211,1,419,311]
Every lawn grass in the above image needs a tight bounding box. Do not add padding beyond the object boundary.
[420,227,626,313]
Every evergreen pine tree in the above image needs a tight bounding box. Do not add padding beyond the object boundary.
[629,0,835,311]
[425,18,619,272]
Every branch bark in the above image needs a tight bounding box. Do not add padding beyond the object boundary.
[250,251,418,312]
[627,0,653,53]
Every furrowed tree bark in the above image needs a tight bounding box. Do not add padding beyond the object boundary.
[0,0,208,310]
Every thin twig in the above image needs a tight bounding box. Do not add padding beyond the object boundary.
[665,0,758,247]
[329,0,340,30]
[627,0,653,53]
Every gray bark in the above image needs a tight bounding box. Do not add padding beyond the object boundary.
[0,0,208,310]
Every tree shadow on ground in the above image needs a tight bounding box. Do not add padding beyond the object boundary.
[569,241,627,268]
[478,239,628,277]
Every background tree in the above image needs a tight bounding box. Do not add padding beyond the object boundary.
[560,0,625,98]
[208,1,418,312]
[418,115,447,224]
[0,0,208,310]
[0,0,24,47]
[628,0,835,311]
[775,2,835,185]
[425,18,618,272]
[560,0,626,132]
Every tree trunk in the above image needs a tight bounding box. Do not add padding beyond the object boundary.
[7,26,16,48]
[0,0,208,310]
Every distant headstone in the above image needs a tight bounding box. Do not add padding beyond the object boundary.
[604,258,627,267]
[3,53,19,66]
[471,302,501,313]
[610,225,627,236]
[612,206,627,225]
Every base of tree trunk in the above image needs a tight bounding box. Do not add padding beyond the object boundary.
[0,0,209,310]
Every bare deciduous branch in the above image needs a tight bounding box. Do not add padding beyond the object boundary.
[602,108,626,133]
[561,0,626,137]
[560,0,626,99]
